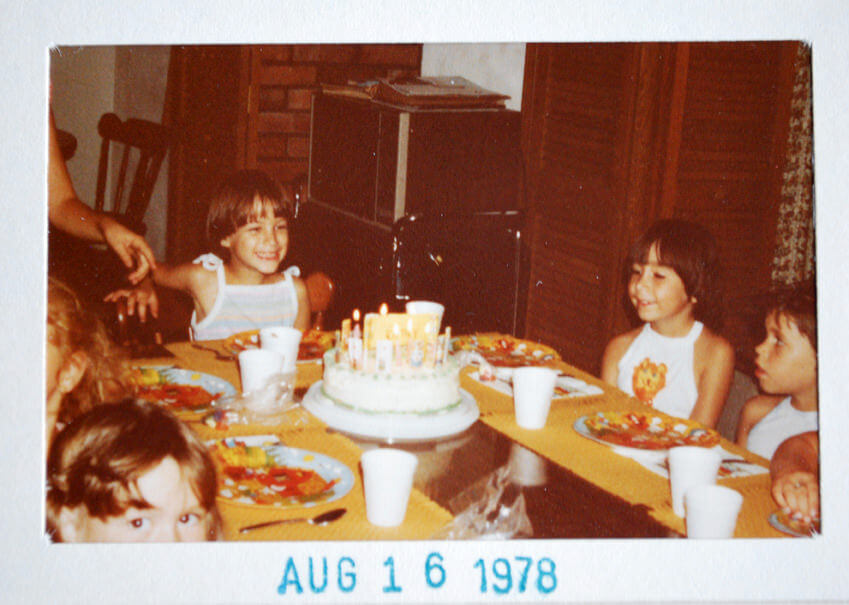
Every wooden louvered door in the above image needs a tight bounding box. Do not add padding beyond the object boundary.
[520,42,799,373]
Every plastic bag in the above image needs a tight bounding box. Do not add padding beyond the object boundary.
[207,372,307,427]
[432,465,533,540]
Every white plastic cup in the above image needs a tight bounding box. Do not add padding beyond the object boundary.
[668,446,722,517]
[238,349,284,394]
[260,326,302,372]
[685,484,744,538]
[507,442,548,487]
[361,448,418,527]
[405,301,445,331]
[512,366,559,429]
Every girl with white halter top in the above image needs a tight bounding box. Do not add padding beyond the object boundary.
[601,220,735,429]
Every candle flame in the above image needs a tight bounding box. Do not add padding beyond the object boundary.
[353,309,360,322]
[379,303,388,315]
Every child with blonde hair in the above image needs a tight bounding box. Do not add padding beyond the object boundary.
[601,219,735,428]
[46,278,130,442]
[47,399,221,542]
[736,284,817,460]
[107,170,310,340]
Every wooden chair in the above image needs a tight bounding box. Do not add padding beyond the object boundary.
[305,272,335,331]
[48,113,172,339]
[95,112,171,235]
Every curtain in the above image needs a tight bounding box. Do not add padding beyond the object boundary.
[771,44,815,286]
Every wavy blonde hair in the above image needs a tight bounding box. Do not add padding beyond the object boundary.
[47,278,131,425]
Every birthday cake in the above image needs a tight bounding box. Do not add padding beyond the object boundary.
[320,307,461,414]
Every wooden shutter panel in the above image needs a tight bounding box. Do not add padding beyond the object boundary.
[521,42,799,373]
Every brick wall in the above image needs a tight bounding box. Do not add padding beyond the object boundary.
[244,44,421,185]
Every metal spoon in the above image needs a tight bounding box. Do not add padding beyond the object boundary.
[239,507,347,534]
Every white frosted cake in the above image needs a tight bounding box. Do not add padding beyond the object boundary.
[321,349,462,414]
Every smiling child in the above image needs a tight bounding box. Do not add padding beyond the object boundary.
[106,170,310,340]
[601,220,735,428]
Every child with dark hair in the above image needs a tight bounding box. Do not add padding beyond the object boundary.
[47,399,221,542]
[736,283,817,460]
[107,169,310,340]
[601,219,735,427]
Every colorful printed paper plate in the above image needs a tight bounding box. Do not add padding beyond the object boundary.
[131,366,236,415]
[209,435,354,508]
[450,333,560,367]
[574,411,720,452]
[223,329,333,362]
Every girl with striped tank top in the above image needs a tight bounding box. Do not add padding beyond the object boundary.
[106,170,310,340]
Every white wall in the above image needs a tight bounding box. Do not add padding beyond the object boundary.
[49,46,116,205]
[114,46,171,260]
[49,45,170,259]
[421,43,526,111]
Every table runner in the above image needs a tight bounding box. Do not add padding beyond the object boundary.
[460,365,785,538]
[149,340,786,538]
[136,342,453,541]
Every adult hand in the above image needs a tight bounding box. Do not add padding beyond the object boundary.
[772,470,819,523]
[104,285,160,323]
[99,217,157,284]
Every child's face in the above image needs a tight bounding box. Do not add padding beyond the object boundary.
[62,456,210,542]
[221,201,289,276]
[628,243,694,326]
[754,311,817,396]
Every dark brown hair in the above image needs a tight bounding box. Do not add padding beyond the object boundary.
[626,219,723,329]
[46,399,221,541]
[205,170,292,258]
[768,282,817,352]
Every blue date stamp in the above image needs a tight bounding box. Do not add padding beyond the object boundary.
[276,552,557,597]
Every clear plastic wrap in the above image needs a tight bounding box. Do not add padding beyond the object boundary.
[207,372,307,427]
[432,465,533,540]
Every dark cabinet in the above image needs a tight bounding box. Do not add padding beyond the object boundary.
[308,94,522,226]
[298,94,524,329]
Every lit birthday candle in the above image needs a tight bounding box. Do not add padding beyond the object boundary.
[349,321,363,369]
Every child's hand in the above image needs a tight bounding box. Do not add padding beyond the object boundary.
[104,286,160,322]
[772,470,819,523]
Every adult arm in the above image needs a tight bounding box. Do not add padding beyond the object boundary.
[48,110,156,284]
[770,431,819,522]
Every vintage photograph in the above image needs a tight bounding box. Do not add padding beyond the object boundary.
[45,41,817,545]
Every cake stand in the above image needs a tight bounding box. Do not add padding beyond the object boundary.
[301,381,479,441]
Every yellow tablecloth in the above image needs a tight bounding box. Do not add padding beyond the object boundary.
[138,342,452,541]
[144,339,786,539]
[460,363,784,538]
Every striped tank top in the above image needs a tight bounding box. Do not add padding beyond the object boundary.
[190,254,300,341]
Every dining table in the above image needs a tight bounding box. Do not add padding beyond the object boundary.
[132,333,790,541]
